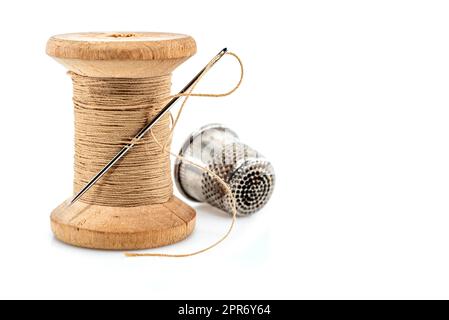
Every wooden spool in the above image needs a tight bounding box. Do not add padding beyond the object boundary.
[47,32,197,250]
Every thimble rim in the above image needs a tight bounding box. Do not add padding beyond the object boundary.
[174,123,239,202]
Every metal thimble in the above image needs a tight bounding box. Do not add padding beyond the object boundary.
[174,124,275,216]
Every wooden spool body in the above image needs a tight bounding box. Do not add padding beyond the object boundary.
[47,32,197,250]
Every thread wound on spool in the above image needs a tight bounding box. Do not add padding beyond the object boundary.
[71,72,173,207]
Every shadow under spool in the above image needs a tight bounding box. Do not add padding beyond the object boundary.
[46,32,197,250]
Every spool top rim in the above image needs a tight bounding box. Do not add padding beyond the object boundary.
[46,32,197,61]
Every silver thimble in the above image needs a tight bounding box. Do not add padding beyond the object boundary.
[174,124,275,216]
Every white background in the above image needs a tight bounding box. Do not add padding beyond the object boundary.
[1,0,449,299]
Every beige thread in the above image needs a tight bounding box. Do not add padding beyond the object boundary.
[72,73,173,207]
[70,52,243,257]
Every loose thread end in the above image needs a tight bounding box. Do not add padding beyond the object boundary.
[125,253,160,257]
[125,253,139,257]
[124,252,180,258]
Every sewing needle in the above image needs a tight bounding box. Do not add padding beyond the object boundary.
[68,48,228,206]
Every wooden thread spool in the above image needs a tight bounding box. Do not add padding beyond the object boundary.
[47,32,197,250]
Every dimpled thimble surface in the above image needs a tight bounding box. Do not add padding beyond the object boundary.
[174,124,275,216]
